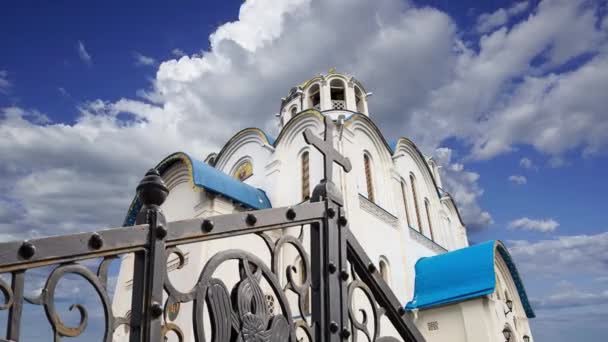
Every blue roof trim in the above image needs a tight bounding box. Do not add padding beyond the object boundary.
[406,240,535,318]
[122,152,272,226]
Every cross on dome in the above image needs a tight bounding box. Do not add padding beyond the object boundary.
[303,116,352,183]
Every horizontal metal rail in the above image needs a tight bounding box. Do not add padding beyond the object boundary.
[0,201,325,273]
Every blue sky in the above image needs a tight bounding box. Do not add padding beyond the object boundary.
[1,0,608,341]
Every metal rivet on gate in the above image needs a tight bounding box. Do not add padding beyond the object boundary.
[201,219,214,233]
[89,233,104,250]
[329,321,339,334]
[341,329,351,339]
[18,241,36,260]
[398,307,407,315]
[286,208,296,220]
[368,263,377,273]
[245,213,257,226]
[156,225,168,239]
[328,262,337,274]
[340,270,349,281]
[338,216,348,227]
[150,302,163,318]
[327,208,336,218]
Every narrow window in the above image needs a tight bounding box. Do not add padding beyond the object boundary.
[308,84,320,109]
[410,174,422,231]
[355,86,365,113]
[301,151,310,201]
[330,79,346,110]
[364,154,374,202]
[425,198,434,240]
[290,105,297,116]
[401,181,411,227]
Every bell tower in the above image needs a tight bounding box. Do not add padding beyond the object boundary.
[278,69,370,128]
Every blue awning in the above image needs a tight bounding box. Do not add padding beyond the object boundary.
[406,240,535,318]
[123,152,271,226]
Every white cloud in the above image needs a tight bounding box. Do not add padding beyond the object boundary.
[509,232,608,275]
[508,175,527,184]
[409,0,608,159]
[476,1,529,33]
[0,70,11,94]
[77,40,92,65]
[509,217,559,232]
[519,157,535,169]
[171,48,186,57]
[133,52,156,66]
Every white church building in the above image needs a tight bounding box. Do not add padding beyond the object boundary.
[113,70,535,341]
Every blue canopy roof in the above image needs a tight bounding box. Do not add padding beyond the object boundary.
[406,240,535,318]
[123,152,271,226]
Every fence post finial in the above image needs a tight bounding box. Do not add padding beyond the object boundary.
[136,168,169,208]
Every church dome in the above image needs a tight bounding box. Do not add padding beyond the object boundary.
[278,69,370,128]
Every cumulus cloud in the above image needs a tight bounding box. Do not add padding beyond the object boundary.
[77,40,92,65]
[133,52,156,66]
[476,1,529,33]
[171,48,186,57]
[0,70,11,94]
[409,0,608,159]
[508,175,527,185]
[509,217,559,232]
[509,232,608,275]
[519,157,536,169]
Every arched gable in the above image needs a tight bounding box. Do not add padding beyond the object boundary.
[392,138,442,202]
[344,114,393,168]
[122,152,271,226]
[273,109,325,152]
[214,127,274,172]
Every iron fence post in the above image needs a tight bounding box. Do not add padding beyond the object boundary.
[131,168,169,342]
[311,180,349,342]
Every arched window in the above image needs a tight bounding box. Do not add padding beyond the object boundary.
[425,198,434,240]
[233,160,253,181]
[364,153,374,202]
[308,84,320,109]
[401,180,411,227]
[290,105,297,117]
[355,86,365,113]
[330,79,346,110]
[379,257,390,284]
[301,151,310,201]
[410,174,422,231]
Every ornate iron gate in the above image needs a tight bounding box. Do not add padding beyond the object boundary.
[0,118,425,342]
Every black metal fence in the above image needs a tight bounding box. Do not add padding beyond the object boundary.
[0,118,424,342]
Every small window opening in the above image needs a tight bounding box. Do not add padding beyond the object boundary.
[330,79,346,110]
[309,84,320,109]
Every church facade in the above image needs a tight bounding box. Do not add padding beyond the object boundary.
[113,71,534,341]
